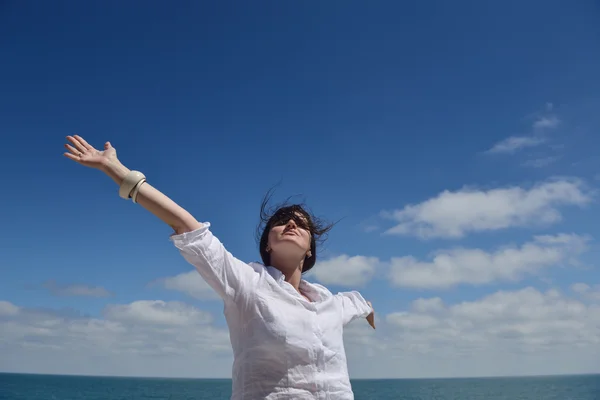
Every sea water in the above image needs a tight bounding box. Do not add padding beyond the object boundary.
[0,372,598,399]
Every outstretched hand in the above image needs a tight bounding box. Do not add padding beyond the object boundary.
[366,301,375,329]
[63,135,117,170]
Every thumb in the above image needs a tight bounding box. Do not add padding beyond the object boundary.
[104,141,112,150]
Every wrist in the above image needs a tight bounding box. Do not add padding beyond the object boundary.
[101,159,130,185]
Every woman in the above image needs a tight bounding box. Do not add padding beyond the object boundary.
[63,135,375,400]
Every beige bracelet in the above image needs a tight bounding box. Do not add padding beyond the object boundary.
[119,171,146,199]
[130,178,146,203]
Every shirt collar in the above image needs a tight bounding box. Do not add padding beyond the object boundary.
[264,266,330,302]
[265,265,285,282]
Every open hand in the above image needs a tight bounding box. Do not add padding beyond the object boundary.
[63,135,117,169]
[366,301,375,329]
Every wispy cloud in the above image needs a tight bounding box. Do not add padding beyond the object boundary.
[487,136,546,154]
[522,155,562,168]
[381,178,590,239]
[485,105,560,155]
[533,116,560,130]
[42,280,113,297]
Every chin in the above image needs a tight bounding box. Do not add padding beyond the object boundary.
[271,240,307,257]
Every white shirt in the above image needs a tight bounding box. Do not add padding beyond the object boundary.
[170,223,373,400]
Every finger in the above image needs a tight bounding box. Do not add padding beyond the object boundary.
[66,135,87,153]
[74,134,95,150]
[104,141,112,150]
[64,143,82,156]
[63,152,82,162]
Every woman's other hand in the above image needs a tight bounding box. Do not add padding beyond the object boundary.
[366,301,375,329]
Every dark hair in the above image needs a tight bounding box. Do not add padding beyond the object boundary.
[256,188,335,273]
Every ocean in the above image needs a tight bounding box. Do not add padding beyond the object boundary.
[0,372,598,399]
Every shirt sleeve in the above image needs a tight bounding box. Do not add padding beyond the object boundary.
[337,291,373,326]
[169,223,260,302]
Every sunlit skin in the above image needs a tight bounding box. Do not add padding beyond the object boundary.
[266,214,375,328]
[63,134,374,329]
[267,215,313,301]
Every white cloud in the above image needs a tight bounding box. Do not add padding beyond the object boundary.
[410,297,445,313]
[389,234,588,289]
[342,318,383,364]
[311,255,379,286]
[104,300,213,326]
[385,286,600,365]
[153,270,219,300]
[0,299,232,377]
[2,285,599,379]
[42,280,113,297]
[487,136,545,154]
[341,286,600,378]
[383,179,591,239]
[570,283,600,301]
[571,282,591,293]
[0,298,375,379]
[0,301,19,316]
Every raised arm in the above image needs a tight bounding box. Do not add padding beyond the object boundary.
[63,135,260,301]
[64,135,201,234]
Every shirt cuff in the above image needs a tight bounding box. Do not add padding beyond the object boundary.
[347,290,373,318]
[169,222,210,249]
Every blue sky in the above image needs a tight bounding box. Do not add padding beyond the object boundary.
[1,0,600,379]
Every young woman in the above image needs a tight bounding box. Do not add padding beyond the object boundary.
[63,135,375,400]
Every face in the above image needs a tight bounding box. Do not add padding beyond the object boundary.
[267,211,312,261]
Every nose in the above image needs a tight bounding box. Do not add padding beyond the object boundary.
[285,218,298,231]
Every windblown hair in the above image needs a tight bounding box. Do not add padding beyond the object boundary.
[256,188,335,273]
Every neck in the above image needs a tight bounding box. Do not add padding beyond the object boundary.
[282,267,303,291]
[270,254,305,291]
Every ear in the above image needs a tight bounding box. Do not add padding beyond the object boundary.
[266,245,271,252]
[306,250,312,258]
